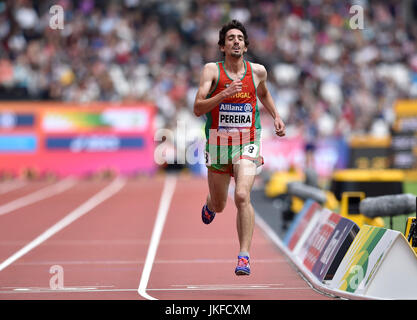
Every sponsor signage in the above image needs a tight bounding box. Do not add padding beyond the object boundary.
[294,208,331,262]
[287,201,322,251]
[46,136,144,152]
[0,103,156,175]
[261,134,348,178]
[330,225,394,294]
[311,218,359,281]
[391,132,416,169]
[391,100,417,169]
[0,135,37,152]
[218,103,253,129]
[303,211,341,271]
[42,107,150,132]
[0,112,35,129]
[261,135,305,173]
[284,199,316,246]
[330,225,417,298]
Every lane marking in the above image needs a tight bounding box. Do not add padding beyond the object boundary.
[0,180,27,195]
[138,174,177,300]
[0,286,314,294]
[0,177,126,272]
[0,238,272,246]
[147,287,311,291]
[170,283,283,287]
[0,178,76,216]
[11,258,286,266]
[175,284,282,289]
[0,288,137,294]
[0,239,150,246]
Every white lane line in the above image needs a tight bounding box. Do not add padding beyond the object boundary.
[0,288,138,294]
[0,178,76,216]
[147,287,311,291]
[171,284,282,289]
[170,283,283,287]
[0,239,149,246]
[0,180,27,195]
[4,285,114,291]
[0,286,314,294]
[0,177,126,272]
[138,174,177,301]
[11,258,286,266]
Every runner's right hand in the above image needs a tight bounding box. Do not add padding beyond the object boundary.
[223,79,242,98]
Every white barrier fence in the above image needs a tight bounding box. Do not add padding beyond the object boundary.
[258,199,417,300]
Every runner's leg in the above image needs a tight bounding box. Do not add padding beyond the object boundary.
[206,169,231,213]
[233,159,256,253]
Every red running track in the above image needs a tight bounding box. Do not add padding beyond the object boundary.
[0,174,334,300]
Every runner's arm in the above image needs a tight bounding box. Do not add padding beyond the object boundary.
[194,63,242,117]
[255,65,286,137]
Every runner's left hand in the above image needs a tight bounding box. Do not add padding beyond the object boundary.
[274,117,285,137]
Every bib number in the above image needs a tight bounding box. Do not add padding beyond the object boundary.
[243,144,258,157]
[204,151,211,165]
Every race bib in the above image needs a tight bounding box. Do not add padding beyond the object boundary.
[242,144,258,157]
[218,103,253,129]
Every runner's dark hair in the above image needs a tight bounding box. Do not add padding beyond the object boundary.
[218,19,250,47]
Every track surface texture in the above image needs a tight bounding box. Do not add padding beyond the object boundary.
[0,174,334,300]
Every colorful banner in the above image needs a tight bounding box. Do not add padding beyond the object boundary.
[303,211,341,271]
[392,100,417,169]
[42,107,151,132]
[0,135,37,152]
[294,208,332,262]
[330,225,396,294]
[315,137,349,174]
[311,218,359,281]
[45,136,144,151]
[0,112,35,128]
[261,135,305,173]
[0,103,156,176]
[284,199,316,246]
[261,135,348,178]
[287,201,322,251]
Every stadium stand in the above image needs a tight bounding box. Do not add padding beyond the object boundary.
[0,0,416,142]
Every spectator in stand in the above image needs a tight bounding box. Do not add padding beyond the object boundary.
[0,0,416,141]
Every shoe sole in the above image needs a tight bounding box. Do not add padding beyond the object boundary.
[202,216,215,224]
[235,269,250,276]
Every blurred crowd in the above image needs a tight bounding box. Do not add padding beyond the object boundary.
[1,0,417,140]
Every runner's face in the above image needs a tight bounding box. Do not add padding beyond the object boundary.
[222,29,247,58]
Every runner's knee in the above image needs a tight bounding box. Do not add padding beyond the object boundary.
[234,189,250,207]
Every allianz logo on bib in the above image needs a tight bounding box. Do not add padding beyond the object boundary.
[219,103,253,127]
[219,105,253,128]
[219,113,252,126]
[219,103,253,112]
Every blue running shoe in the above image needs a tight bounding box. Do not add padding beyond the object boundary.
[235,255,250,276]
[202,204,216,224]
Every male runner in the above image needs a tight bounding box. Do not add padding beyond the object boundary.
[193,20,285,276]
